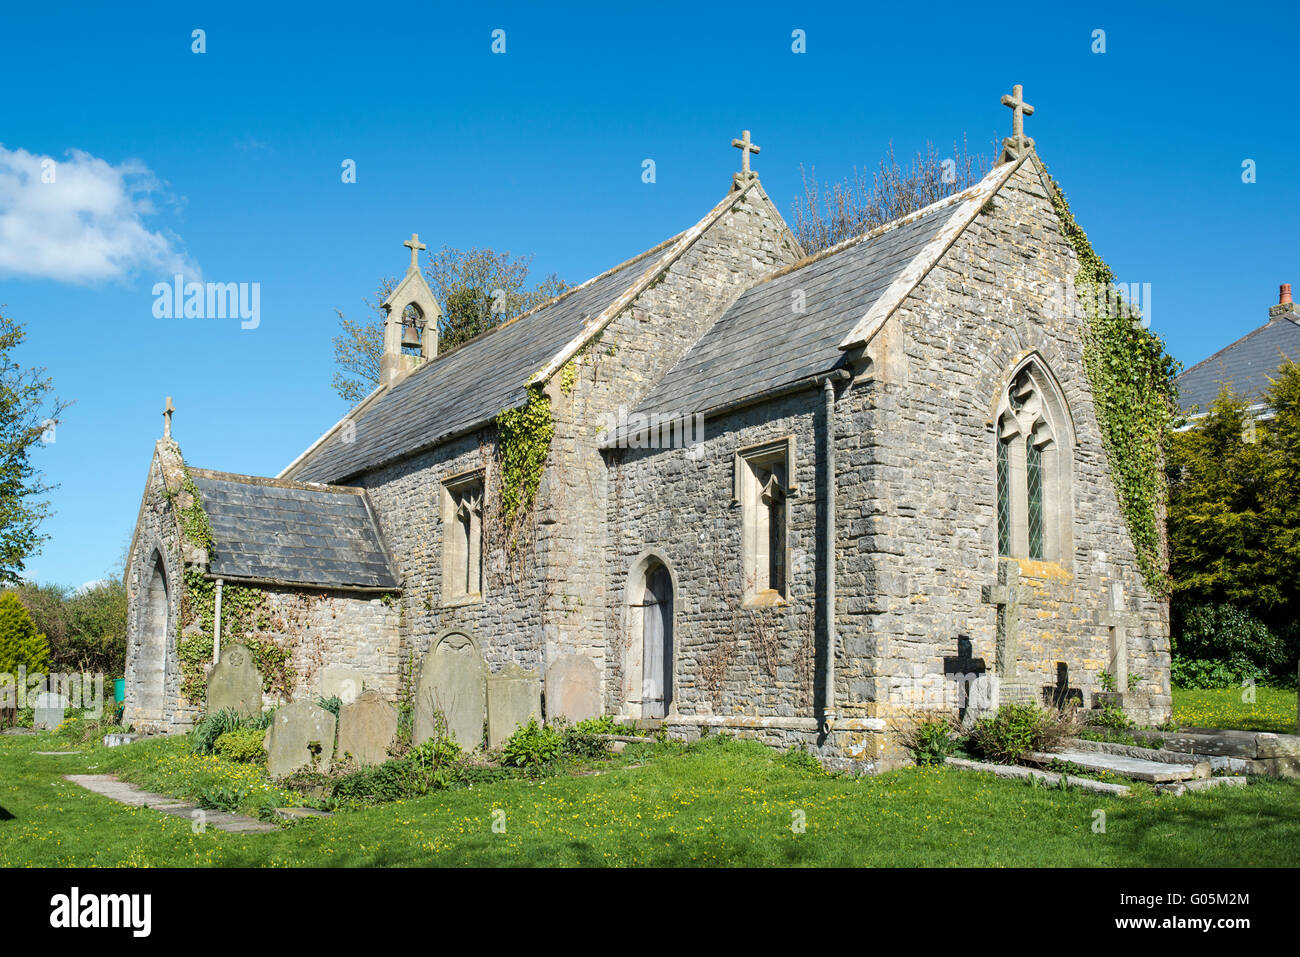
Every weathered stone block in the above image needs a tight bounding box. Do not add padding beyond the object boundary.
[545,654,601,724]
[263,700,336,777]
[415,630,486,749]
[488,663,542,748]
[337,689,397,766]
[206,643,262,719]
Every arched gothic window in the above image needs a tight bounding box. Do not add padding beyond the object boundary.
[995,360,1074,565]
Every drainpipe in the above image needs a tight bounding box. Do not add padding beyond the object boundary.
[213,578,224,664]
[821,376,839,734]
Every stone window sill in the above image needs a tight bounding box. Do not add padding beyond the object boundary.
[743,589,787,609]
[441,591,483,609]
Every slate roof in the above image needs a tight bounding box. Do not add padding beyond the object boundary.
[1176,313,1300,413]
[189,470,398,590]
[287,242,670,484]
[634,200,956,419]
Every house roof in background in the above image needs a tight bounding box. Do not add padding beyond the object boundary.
[1176,313,1300,412]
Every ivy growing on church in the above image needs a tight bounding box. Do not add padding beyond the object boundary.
[1047,174,1180,598]
[495,386,554,547]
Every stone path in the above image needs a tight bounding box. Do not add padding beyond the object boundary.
[64,774,277,834]
[1022,749,1208,783]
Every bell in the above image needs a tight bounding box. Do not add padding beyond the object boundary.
[401,321,423,348]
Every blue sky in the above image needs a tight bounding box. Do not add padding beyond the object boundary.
[1,0,1296,586]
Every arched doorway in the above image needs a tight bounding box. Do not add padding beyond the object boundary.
[626,555,674,719]
[136,553,169,720]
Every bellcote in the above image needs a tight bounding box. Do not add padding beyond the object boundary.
[380,233,442,387]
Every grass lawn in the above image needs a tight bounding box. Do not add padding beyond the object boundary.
[2,731,1298,867]
[1171,686,1298,734]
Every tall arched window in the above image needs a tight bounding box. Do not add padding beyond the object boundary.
[995,359,1074,564]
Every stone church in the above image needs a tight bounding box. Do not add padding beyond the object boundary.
[123,87,1171,769]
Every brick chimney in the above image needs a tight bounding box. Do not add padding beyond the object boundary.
[1270,283,1295,321]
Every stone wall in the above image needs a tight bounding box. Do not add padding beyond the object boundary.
[604,159,1170,768]
[252,586,401,706]
[358,185,802,713]
[542,185,802,694]
[841,158,1171,761]
[123,441,190,731]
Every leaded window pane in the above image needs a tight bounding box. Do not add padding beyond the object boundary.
[996,438,1011,557]
[1027,441,1044,560]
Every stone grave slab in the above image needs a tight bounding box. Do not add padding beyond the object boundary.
[488,663,542,748]
[337,689,397,766]
[415,631,486,749]
[263,700,336,777]
[1023,749,1209,783]
[206,643,262,718]
[545,654,601,724]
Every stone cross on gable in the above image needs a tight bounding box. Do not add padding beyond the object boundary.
[403,232,426,272]
[731,129,761,181]
[1099,582,1140,695]
[163,396,175,439]
[999,83,1035,160]
[981,558,1021,680]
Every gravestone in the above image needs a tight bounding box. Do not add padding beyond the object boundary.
[337,690,397,766]
[263,700,336,777]
[545,654,601,724]
[318,666,365,705]
[33,692,69,730]
[415,631,486,749]
[488,663,542,748]
[206,643,262,719]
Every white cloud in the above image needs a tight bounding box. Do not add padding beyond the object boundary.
[0,144,198,284]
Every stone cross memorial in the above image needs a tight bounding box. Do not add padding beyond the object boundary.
[982,559,1021,681]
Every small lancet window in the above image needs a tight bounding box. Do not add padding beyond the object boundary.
[737,439,793,602]
[442,472,484,602]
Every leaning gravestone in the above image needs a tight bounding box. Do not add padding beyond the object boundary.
[545,654,601,724]
[33,692,69,730]
[263,700,336,777]
[415,631,486,749]
[337,690,397,766]
[206,643,262,719]
[488,663,542,748]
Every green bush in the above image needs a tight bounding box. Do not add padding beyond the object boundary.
[195,785,246,812]
[1176,605,1287,678]
[213,727,266,763]
[408,735,462,793]
[501,717,565,769]
[778,744,827,775]
[332,758,416,805]
[0,591,50,676]
[901,716,961,765]
[1087,705,1134,732]
[1171,655,1268,690]
[316,695,341,719]
[190,708,245,754]
[969,704,1081,764]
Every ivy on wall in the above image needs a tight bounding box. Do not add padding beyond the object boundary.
[495,387,555,541]
[1048,175,1180,598]
[169,465,298,705]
